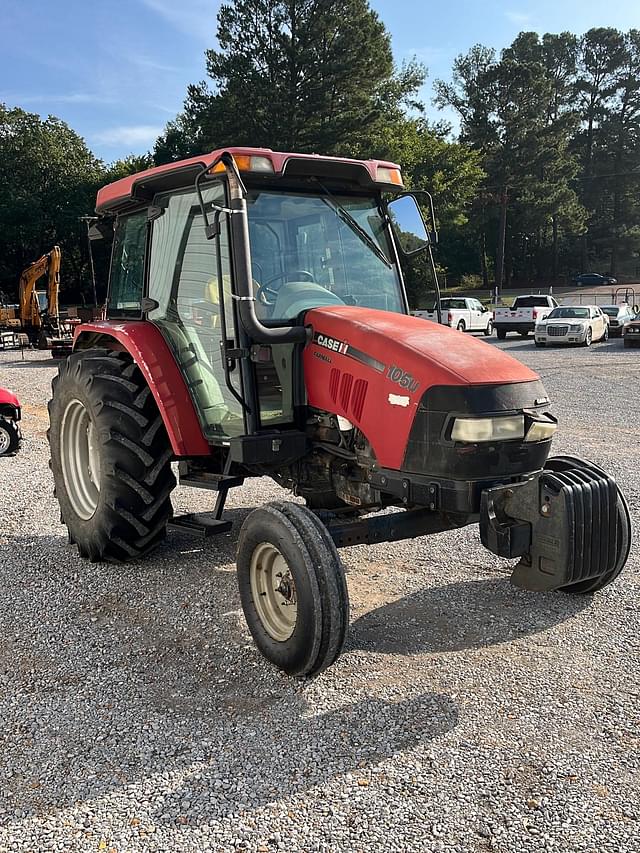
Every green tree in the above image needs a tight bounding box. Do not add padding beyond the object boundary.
[435,33,585,290]
[575,30,640,276]
[0,104,103,301]
[155,0,424,161]
[573,27,627,270]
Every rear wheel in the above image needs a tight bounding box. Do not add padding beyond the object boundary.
[456,320,466,332]
[497,329,507,340]
[545,456,631,594]
[519,330,529,338]
[48,347,176,562]
[484,320,493,336]
[237,502,349,677]
[0,417,20,456]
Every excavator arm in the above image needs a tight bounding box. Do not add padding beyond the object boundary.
[18,246,61,330]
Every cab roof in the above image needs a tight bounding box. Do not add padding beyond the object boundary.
[96,146,403,214]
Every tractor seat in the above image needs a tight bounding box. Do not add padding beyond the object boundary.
[272,281,344,320]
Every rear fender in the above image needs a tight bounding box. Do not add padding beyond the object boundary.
[74,322,210,457]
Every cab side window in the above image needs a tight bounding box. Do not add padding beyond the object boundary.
[108,211,148,317]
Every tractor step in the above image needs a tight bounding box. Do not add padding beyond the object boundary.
[168,513,232,537]
[179,471,245,491]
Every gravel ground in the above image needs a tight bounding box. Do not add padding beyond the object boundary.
[0,337,638,853]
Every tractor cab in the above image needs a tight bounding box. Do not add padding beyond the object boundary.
[96,148,431,443]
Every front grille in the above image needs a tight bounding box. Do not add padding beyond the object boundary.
[548,325,569,336]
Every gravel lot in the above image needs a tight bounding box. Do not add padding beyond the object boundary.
[0,337,638,853]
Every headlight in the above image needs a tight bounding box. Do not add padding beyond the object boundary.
[537,324,546,331]
[524,414,558,442]
[451,414,524,443]
[569,323,583,332]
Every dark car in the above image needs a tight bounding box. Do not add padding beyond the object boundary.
[574,273,617,287]
[601,304,636,336]
[623,314,640,348]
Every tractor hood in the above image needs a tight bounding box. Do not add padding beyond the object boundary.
[305,305,538,386]
[303,306,544,471]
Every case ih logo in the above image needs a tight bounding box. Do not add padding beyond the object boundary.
[312,331,386,373]
[315,333,348,354]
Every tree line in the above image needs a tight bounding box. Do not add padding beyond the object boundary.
[1,0,639,308]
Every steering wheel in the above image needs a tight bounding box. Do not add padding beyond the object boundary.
[256,269,315,307]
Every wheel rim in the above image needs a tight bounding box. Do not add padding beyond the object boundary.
[250,542,298,642]
[0,425,11,455]
[586,330,592,345]
[60,399,101,520]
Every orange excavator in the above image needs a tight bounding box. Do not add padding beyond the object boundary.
[16,246,73,356]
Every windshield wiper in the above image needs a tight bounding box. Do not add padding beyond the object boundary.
[316,180,392,269]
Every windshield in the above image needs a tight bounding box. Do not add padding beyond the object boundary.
[547,307,589,319]
[602,306,620,317]
[513,296,549,308]
[246,190,404,321]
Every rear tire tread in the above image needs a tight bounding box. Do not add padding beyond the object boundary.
[48,347,176,563]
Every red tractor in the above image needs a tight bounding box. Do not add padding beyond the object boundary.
[48,149,631,676]
[0,386,22,456]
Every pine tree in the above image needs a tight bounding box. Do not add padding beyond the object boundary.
[154,0,419,161]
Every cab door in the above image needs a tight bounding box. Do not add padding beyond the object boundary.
[470,299,484,330]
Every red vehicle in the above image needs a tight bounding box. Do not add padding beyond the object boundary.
[47,148,631,676]
[0,387,22,456]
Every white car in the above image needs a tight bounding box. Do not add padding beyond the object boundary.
[413,297,493,334]
[535,305,609,347]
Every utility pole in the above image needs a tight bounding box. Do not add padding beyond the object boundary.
[495,188,508,302]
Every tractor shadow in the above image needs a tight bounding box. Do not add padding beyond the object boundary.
[349,577,591,655]
[0,531,458,825]
[1,357,60,368]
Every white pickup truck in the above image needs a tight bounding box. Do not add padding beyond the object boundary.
[493,294,558,339]
[413,297,494,335]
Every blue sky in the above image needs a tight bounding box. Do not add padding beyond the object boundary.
[1,0,638,162]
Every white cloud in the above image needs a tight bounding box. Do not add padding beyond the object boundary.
[92,124,164,148]
[506,10,533,25]
[2,92,114,106]
[138,0,217,40]
[129,55,184,73]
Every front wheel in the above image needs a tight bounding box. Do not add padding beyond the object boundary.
[602,326,609,342]
[237,502,349,677]
[534,340,545,347]
[0,417,21,456]
[48,348,176,562]
[484,320,493,336]
[519,330,529,338]
[583,328,593,347]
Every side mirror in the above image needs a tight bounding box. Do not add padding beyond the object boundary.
[386,193,432,256]
[88,220,113,241]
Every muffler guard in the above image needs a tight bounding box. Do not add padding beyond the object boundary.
[480,457,631,591]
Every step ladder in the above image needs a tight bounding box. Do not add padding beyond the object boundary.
[168,459,244,538]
